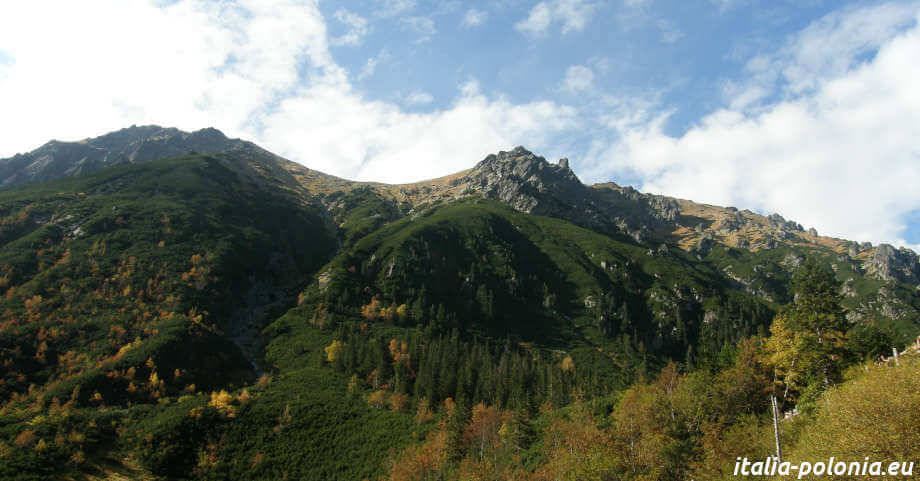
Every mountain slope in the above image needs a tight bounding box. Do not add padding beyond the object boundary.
[0,126,918,480]
[0,152,342,479]
[308,146,918,340]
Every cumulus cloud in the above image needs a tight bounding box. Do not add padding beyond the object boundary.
[0,0,336,156]
[560,65,594,92]
[462,8,488,27]
[515,0,595,36]
[584,4,920,248]
[728,1,920,111]
[261,80,578,183]
[0,0,577,185]
[330,9,368,46]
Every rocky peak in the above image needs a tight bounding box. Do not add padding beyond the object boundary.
[457,147,682,241]
[470,147,578,184]
[463,147,585,215]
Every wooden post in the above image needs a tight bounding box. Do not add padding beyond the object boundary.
[771,395,783,463]
[893,347,900,366]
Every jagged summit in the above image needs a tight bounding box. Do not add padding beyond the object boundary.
[473,146,577,179]
[464,146,585,215]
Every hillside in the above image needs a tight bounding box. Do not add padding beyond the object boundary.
[0,127,918,480]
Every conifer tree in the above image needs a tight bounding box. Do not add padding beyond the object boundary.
[785,258,850,388]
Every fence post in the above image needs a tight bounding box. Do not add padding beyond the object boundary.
[771,395,782,463]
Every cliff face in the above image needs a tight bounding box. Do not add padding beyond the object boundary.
[863,244,920,284]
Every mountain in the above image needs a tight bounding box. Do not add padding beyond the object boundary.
[0,127,917,480]
[0,125,275,188]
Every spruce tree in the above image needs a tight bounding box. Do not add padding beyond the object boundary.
[787,257,850,387]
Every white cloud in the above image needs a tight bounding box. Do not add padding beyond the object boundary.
[779,2,917,94]
[585,5,920,249]
[554,0,594,33]
[560,65,594,92]
[331,9,368,46]
[358,49,390,80]
[516,3,553,35]
[0,0,336,156]
[406,91,434,105]
[261,80,578,183]
[402,16,436,43]
[727,2,918,112]
[462,8,488,27]
[0,0,577,186]
[515,0,595,36]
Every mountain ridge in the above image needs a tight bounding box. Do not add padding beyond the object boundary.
[1,125,917,296]
[0,127,883,241]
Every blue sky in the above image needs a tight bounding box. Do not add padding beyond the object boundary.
[329,1,848,138]
[0,0,918,250]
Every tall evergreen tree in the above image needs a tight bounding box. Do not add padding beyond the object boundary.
[787,257,850,387]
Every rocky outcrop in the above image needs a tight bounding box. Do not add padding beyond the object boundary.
[463,147,583,215]
[766,213,804,233]
[863,244,920,284]
[845,241,860,258]
[715,211,747,235]
[696,233,716,256]
[781,253,804,270]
